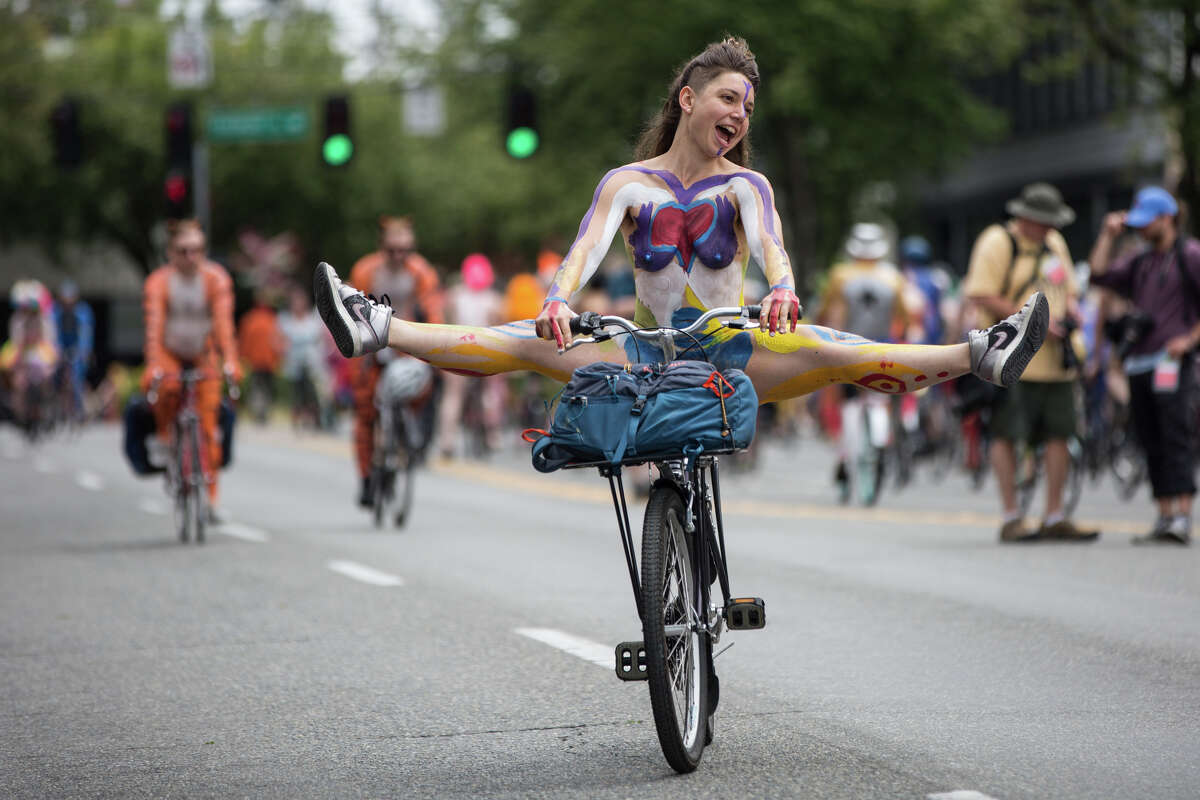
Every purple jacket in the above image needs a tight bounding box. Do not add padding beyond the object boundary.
[1091,237,1200,357]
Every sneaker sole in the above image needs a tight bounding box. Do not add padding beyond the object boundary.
[995,293,1049,387]
[314,262,360,358]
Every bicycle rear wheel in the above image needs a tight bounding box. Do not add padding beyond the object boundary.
[641,486,708,773]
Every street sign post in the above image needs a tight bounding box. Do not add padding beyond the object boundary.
[206,108,310,142]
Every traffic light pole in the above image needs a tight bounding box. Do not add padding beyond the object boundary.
[192,140,210,234]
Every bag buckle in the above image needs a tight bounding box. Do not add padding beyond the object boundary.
[631,395,647,416]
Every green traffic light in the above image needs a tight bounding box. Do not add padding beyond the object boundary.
[323,133,353,165]
[506,127,539,159]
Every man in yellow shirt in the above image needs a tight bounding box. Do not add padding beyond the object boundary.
[964,183,1097,543]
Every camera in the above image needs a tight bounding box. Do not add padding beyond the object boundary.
[1103,310,1155,360]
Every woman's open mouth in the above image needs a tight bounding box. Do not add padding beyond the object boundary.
[715,124,736,149]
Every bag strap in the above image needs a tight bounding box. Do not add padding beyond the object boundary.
[1174,235,1200,327]
[1000,227,1047,304]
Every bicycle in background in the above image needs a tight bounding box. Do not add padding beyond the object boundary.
[369,354,435,529]
[148,367,238,544]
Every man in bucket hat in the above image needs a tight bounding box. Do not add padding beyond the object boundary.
[1089,186,1200,545]
[963,182,1098,543]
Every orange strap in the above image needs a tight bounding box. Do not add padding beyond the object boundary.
[521,427,550,443]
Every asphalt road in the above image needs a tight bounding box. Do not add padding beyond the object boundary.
[1,421,1197,799]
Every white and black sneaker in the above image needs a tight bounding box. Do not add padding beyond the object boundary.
[314,262,393,358]
[968,292,1049,387]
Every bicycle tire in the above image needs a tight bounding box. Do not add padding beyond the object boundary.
[641,486,708,773]
[394,456,413,528]
[173,432,189,544]
[189,420,206,544]
[371,466,389,529]
[1063,438,1084,519]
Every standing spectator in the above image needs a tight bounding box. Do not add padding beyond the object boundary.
[1088,187,1200,545]
[347,216,444,507]
[53,280,94,422]
[238,290,282,424]
[964,182,1097,543]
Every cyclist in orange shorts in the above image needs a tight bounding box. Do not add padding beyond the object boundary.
[347,216,445,507]
[142,219,240,518]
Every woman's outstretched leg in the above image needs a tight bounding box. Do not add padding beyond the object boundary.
[747,293,1048,404]
[314,262,619,382]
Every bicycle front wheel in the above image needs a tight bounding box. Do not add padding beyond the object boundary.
[641,486,708,773]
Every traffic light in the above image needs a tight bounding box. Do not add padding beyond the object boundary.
[164,102,193,218]
[505,87,539,159]
[50,97,82,168]
[321,95,353,166]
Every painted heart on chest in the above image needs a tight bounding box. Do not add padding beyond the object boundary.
[650,201,716,270]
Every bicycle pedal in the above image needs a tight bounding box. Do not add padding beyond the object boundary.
[724,597,766,630]
[614,641,648,681]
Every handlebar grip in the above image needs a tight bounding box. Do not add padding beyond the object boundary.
[745,305,762,321]
[569,311,601,335]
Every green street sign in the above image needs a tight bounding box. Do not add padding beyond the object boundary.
[207,107,309,142]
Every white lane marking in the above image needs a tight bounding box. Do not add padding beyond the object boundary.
[215,523,269,543]
[34,459,57,474]
[515,628,613,669]
[75,470,104,491]
[138,498,169,516]
[928,792,1000,800]
[327,560,403,587]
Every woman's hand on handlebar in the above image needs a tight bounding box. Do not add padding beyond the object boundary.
[535,299,575,352]
[760,286,800,335]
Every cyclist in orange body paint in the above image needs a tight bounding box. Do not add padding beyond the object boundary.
[347,216,444,507]
[142,219,240,518]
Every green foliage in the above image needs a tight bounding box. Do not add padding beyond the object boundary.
[4,0,1026,285]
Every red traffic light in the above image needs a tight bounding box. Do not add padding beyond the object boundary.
[165,174,188,204]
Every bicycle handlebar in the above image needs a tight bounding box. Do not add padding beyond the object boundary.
[147,367,241,405]
[564,305,764,352]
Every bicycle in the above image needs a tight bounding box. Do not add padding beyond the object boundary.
[369,356,434,529]
[148,366,238,544]
[543,306,769,773]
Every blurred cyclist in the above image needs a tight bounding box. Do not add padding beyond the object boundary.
[1,280,60,431]
[347,216,444,507]
[238,289,283,425]
[818,223,914,501]
[53,280,94,421]
[141,219,240,519]
[438,253,506,457]
[278,283,332,430]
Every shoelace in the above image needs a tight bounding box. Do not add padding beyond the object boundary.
[366,293,393,310]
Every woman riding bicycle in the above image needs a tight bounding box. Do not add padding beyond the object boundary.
[313,37,1047,415]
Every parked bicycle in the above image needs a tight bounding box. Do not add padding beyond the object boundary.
[148,367,238,544]
[530,306,768,773]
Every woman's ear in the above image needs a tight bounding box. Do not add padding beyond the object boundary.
[679,85,695,114]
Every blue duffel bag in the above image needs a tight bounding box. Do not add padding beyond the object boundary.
[530,360,758,473]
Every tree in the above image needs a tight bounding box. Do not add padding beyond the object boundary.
[1061,0,1200,229]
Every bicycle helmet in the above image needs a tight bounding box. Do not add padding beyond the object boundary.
[899,236,931,266]
[376,356,433,405]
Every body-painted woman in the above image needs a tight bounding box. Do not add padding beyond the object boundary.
[314,38,1048,405]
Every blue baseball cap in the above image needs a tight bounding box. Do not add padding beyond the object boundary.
[1126,186,1178,228]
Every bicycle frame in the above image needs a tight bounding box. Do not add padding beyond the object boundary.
[584,454,732,628]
